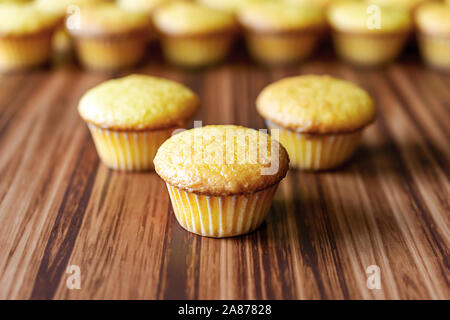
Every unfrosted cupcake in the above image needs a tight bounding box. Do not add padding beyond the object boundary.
[257,75,376,171]
[415,2,450,70]
[327,1,412,67]
[154,125,289,238]
[153,1,238,68]
[78,74,200,171]
[0,3,61,71]
[34,0,108,53]
[68,3,150,70]
[238,2,326,65]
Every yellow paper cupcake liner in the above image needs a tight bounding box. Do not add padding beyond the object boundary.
[332,31,408,67]
[166,183,279,238]
[74,33,147,71]
[0,31,54,72]
[160,34,234,68]
[418,34,450,71]
[87,124,178,171]
[266,122,362,170]
[244,31,321,65]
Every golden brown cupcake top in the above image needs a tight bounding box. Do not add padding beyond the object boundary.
[256,75,376,134]
[154,125,289,196]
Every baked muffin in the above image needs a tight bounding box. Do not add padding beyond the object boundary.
[153,1,237,68]
[0,3,61,72]
[78,74,200,171]
[415,2,450,70]
[67,2,150,70]
[238,2,326,65]
[154,125,289,238]
[327,1,412,67]
[256,75,376,171]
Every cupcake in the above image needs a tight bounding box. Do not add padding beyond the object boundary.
[327,1,412,67]
[78,74,200,171]
[0,3,61,72]
[256,75,376,171]
[415,2,450,70]
[237,2,326,65]
[153,1,238,68]
[34,0,108,53]
[67,3,150,71]
[154,125,289,238]
[118,0,166,12]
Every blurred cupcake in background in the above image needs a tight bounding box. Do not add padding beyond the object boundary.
[327,1,412,67]
[153,1,238,68]
[34,0,108,53]
[68,2,150,71]
[0,2,61,72]
[415,2,450,71]
[238,1,326,65]
[117,0,167,41]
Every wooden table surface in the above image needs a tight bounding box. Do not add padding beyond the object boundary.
[0,46,449,300]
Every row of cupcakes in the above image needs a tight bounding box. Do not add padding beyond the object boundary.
[78,73,376,237]
[0,0,449,72]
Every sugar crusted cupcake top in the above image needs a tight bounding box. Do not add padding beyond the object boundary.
[78,75,200,130]
[0,3,61,35]
[415,3,450,35]
[327,1,412,33]
[154,125,289,196]
[238,2,325,32]
[153,1,236,35]
[256,75,376,134]
[67,3,150,36]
